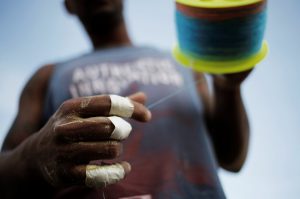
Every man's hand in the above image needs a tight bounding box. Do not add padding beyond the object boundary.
[212,69,253,89]
[18,92,151,188]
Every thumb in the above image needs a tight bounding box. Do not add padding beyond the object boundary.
[128,92,147,105]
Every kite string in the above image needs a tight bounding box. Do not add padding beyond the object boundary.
[147,77,204,110]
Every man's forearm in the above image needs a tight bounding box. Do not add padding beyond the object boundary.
[208,81,249,172]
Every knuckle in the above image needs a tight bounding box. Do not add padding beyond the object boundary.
[104,142,121,158]
[59,99,78,114]
[53,121,72,142]
[53,122,63,134]
[79,97,92,110]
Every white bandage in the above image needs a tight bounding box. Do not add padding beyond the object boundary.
[108,116,132,140]
[86,163,125,188]
[109,95,134,118]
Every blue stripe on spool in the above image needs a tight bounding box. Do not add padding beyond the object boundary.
[176,8,267,61]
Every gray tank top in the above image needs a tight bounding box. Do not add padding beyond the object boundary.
[44,46,225,199]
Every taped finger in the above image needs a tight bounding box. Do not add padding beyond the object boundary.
[108,116,132,140]
[109,95,134,118]
[85,162,131,188]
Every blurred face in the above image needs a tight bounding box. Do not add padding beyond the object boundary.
[66,0,124,31]
[66,0,123,19]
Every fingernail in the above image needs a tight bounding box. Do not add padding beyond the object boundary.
[120,161,131,174]
[146,110,152,121]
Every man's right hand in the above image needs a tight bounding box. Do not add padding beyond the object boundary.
[17,92,151,188]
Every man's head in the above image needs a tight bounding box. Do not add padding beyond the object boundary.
[65,0,124,33]
[64,0,131,48]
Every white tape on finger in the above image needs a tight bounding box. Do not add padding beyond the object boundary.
[86,164,125,188]
[109,95,134,118]
[108,116,132,140]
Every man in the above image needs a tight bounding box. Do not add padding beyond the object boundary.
[0,0,251,198]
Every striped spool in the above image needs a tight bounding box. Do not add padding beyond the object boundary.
[173,0,268,74]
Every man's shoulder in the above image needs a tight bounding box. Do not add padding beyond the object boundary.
[24,64,55,89]
[36,64,55,77]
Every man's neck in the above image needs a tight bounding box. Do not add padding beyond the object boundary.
[83,19,132,49]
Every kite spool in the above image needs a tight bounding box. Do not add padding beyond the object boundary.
[173,0,268,74]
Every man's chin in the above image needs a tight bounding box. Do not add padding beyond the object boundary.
[88,12,122,31]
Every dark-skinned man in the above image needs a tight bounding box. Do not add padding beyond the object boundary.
[0,0,250,198]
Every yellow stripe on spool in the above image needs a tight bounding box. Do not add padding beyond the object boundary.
[175,0,263,8]
[172,41,269,74]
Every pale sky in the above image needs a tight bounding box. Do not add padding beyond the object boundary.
[0,1,300,198]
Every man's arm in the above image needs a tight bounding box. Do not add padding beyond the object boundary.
[194,71,251,172]
[0,64,56,198]
[2,64,54,151]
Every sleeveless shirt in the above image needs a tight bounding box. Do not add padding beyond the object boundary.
[43,46,226,199]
